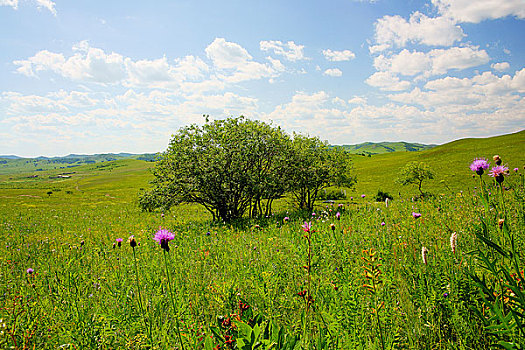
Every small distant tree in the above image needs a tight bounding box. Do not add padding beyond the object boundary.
[396,161,434,196]
[287,135,356,211]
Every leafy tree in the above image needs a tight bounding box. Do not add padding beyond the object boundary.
[139,117,291,222]
[287,135,356,211]
[396,161,434,195]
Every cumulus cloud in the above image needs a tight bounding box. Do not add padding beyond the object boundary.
[0,0,56,14]
[35,0,56,16]
[206,38,254,69]
[0,0,18,9]
[431,46,490,75]
[322,49,355,62]
[373,12,464,50]
[206,38,278,82]
[374,46,489,77]
[14,45,127,83]
[348,96,367,105]
[260,40,306,61]
[432,0,525,23]
[13,39,281,89]
[492,62,510,72]
[323,68,343,77]
[374,50,431,76]
[365,71,411,91]
[388,69,525,111]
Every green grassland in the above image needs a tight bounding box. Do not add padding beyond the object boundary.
[351,130,525,198]
[0,131,524,349]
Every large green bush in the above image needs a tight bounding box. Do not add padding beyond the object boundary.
[139,116,355,221]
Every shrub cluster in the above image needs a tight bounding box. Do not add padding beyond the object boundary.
[139,116,356,222]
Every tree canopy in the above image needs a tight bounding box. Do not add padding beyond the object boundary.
[139,116,356,222]
[396,161,434,195]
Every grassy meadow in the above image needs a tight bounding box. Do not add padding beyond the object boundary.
[1,131,524,349]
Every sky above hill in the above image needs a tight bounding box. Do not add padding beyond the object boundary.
[1,0,524,157]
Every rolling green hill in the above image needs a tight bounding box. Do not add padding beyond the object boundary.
[340,141,435,155]
[0,152,157,175]
[350,130,525,198]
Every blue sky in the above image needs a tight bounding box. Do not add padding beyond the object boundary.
[1,0,524,157]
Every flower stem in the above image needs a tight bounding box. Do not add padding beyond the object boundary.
[163,250,185,350]
[132,248,154,348]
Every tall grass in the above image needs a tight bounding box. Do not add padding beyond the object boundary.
[0,167,523,348]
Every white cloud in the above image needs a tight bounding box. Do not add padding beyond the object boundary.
[492,62,510,72]
[365,71,411,91]
[388,69,525,111]
[206,38,278,83]
[35,0,56,16]
[369,44,390,55]
[324,68,343,77]
[260,40,306,61]
[332,97,347,106]
[374,50,431,76]
[264,91,351,137]
[172,55,209,80]
[14,39,279,89]
[374,46,489,77]
[373,12,464,50]
[431,46,490,75]
[14,45,127,83]
[0,0,18,9]
[348,96,367,105]
[0,0,56,14]
[322,49,355,62]
[432,0,525,23]
[206,38,253,69]
[266,56,285,72]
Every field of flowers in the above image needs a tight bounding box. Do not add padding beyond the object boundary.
[0,157,524,349]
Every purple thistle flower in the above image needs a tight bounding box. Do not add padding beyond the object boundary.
[116,238,123,247]
[381,221,386,226]
[350,197,353,200]
[489,165,509,184]
[154,228,175,252]
[302,222,312,233]
[514,167,519,172]
[469,158,490,176]
[361,194,366,198]
[283,216,289,223]
[311,212,316,217]
[335,212,341,220]
[27,268,34,274]
[412,212,422,219]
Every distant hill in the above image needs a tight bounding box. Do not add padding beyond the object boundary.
[340,141,435,155]
[351,129,525,196]
[0,153,158,175]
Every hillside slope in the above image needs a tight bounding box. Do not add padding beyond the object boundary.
[351,130,525,197]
